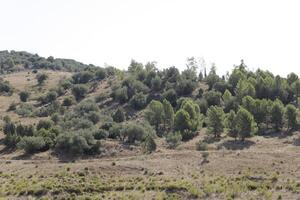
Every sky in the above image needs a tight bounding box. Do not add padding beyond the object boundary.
[0,0,300,76]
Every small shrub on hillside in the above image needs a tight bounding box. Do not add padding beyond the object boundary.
[95,93,109,103]
[196,141,208,151]
[112,108,125,123]
[17,136,46,154]
[119,122,150,143]
[142,136,156,153]
[51,113,60,124]
[16,103,35,117]
[74,99,99,115]
[72,84,88,101]
[37,119,53,130]
[165,132,182,149]
[72,71,94,84]
[95,68,107,80]
[35,128,58,149]
[36,73,48,85]
[86,111,101,124]
[63,96,75,106]
[4,134,20,148]
[16,124,35,137]
[0,80,14,95]
[108,123,123,139]
[129,92,147,110]
[112,86,129,103]
[19,91,30,102]
[93,129,109,140]
[7,101,17,111]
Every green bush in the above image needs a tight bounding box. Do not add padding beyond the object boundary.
[112,108,125,123]
[19,91,30,102]
[129,92,147,110]
[112,86,129,103]
[4,134,20,148]
[36,73,48,85]
[17,136,46,154]
[72,71,94,84]
[142,136,156,153]
[16,103,35,117]
[63,96,75,106]
[37,119,53,130]
[93,129,109,140]
[108,123,123,139]
[196,141,208,151]
[75,99,99,115]
[120,122,154,144]
[165,132,182,149]
[86,111,101,124]
[72,84,88,101]
[0,79,14,95]
[7,101,17,111]
[95,68,107,80]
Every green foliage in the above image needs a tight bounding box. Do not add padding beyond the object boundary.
[112,86,129,103]
[72,71,94,84]
[162,99,174,130]
[204,90,222,106]
[225,110,238,139]
[196,141,208,151]
[163,89,177,106]
[129,92,147,110]
[235,107,257,140]
[95,68,107,80]
[120,122,154,144]
[17,136,46,154]
[62,96,75,106]
[16,103,36,117]
[174,109,191,133]
[271,99,285,130]
[151,76,162,91]
[72,84,88,101]
[86,111,101,124]
[235,79,256,101]
[0,78,14,95]
[145,100,164,132]
[93,129,109,140]
[36,73,48,85]
[142,136,156,153]
[19,91,30,102]
[285,104,298,130]
[206,106,225,137]
[112,108,125,123]
[165,132,182,149]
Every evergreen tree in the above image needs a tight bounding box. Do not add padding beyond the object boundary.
[271,99,285,131]
[162,99,174,130]
[206,106,225,137]
[235,107,257,141]
[285,104,298,131]
[145,100,164,132]
[225,110,238,140]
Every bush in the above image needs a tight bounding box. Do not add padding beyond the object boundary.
[95,68,107,80]
[63,96,75,106]
[142,136,156,153]
[108,123,123,139]
[35,128,57,149]
[72,84,88,101]
[0,80,14,95]
[4,134,20,148]
[163,89,177,107]
[7,101,17,111]
[16,103,35,117]
[93,129,109,140]
[19,91,30,102]
[129,92,147,110]
[95,93,109,103]
[75,99,99,115]
[37,119,53,130]
[165,132,182,149]
[120,122,154,144]
[36,73,48,85]
[196,141,208,151]
[72,71,94,84]
[204,90,222,106]
[112,108,125,123]
[17,136,46,154]
[86,111,101,124]
[112,86,129,103]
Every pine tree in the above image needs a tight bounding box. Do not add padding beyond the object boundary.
[225,110,238,140]
[285,104,298,131]
[236,107,257,141]
[162,99,174,130]
[145,100,164,132]
[206,106,225,138]
[271,99,285,131]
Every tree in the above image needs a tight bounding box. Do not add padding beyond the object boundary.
[225,110,238,140]
[235,107,257,141]
[174,109,191,132]
[19,91,30,102]
[145,100,164,132]
[271,99,285,131]
[292,80,300,104]
[112,108,125,123]
[142,136,156,153]
[36,73,48,85]
[95,68,107,80]
[235,79,256,101]
[206,106,225,137]
[285,104,298,131]
[151,76,162,91]
[162,99,174,130]
[129,92,147,110]
[72,84,88,101]
[163,89,177,107]
[204,90,222,106]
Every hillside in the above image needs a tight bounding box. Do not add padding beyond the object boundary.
[1,52,300,199]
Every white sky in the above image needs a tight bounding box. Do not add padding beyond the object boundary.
[1,0,300,76]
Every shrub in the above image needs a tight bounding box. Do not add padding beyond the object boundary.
[163,89,177,106]
[151,76,162,91]
[108,123,123,139]
[112,108,125,123]
[63,96,75,106]
[93,129,109,140]
[72,71,94,84]
[285,104,298,130]
[142,136,156,153]
[4,134,20,148]
[112,87,129,103]
[144,100,164,132]
[36,73,48,85]
[0,80,14,95]
[206,106,225,138]
[72,84,88,101]
[174,109,190,132]
[204,90,222,106]
[19,91,30,102]
[196,141,208,151]
[86,111,101,124]
[120,122,153,144]
[16,103,35,117]
[236,107,257,141]
[95,68,107,80]
[51,113,60,124]
[37,119,53,130]
[165,132,182,149]
[7,101,17,111]
[17,136,46,154]
[16,124,35,137]
[129,92,147,110]
[75,99,99,115]
[35,128,57,149]
[95,93,109,103]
